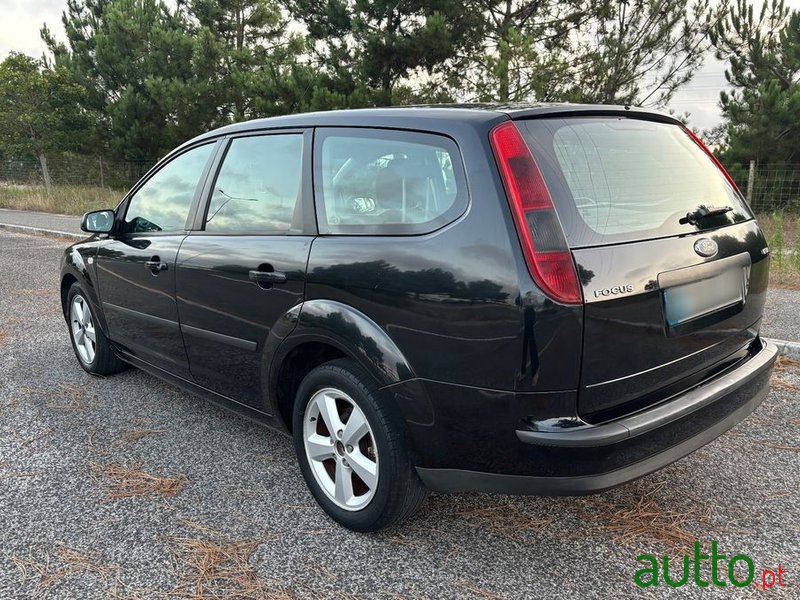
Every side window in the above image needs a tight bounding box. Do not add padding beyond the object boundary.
[315,129,467,235]
[204,134,303,233]
[123,143,214,234]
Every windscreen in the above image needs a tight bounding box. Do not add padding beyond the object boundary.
[519,117,752,247]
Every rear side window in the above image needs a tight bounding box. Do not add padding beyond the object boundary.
[123,143,214,234]
[520,118,751,247]
[204,134,303,233]
[315,128,467,235]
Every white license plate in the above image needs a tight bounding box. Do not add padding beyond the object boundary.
[663,267,745,327]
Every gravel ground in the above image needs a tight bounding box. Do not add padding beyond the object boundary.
[763,288,800,344]
[0,229,798,599]
[0,209,82,236]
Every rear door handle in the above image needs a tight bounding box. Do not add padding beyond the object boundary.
[249,269,287,284]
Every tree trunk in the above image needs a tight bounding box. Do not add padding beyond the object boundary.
[38,153,52,195]
[498,38,510,103]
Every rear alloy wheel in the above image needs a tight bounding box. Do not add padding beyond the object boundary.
[66,283,126,376]
[293,359,428,531]
[302,387,379,511]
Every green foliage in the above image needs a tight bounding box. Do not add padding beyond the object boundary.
[288,0,480,105]
[0,52,96,189]
[712,0,800,170]
[0,0,725,166]
[458,1,584,103]
[575,0,716,106]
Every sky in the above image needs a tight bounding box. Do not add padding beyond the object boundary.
[1,0,799,132]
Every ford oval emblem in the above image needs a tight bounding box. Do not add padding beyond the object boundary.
[694,238,718,258]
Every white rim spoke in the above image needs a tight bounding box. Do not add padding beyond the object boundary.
[317,393,344,435]
[306,433,335,461]
[334,460,354,505]
[342,409,368,446]
[348,450,377,490]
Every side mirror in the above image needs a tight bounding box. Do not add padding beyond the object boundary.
[81,209,115,233]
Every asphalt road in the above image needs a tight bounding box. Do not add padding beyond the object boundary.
[0,229,798,599]
[0,209,82,236]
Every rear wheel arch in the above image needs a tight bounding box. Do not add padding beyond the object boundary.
[272,340,348,433]
[268,301,416,433]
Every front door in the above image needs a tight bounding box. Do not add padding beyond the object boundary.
[96,142,217,378]
[175,131,314,409]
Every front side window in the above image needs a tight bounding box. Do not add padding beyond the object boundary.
[204,134,304,234]
[315,128,467,235]
[123,143,214,234]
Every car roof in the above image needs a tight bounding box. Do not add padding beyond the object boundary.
[187,103,680,146]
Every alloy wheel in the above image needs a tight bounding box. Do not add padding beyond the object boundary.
[302,387,379,511]
[70,294,96,365]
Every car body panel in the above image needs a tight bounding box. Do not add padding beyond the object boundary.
[572,220,769,420]
[175,234,313,408]
[95,234,192,378]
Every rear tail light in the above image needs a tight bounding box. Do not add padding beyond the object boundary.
[682,127,741,194]
[490,121,582,304]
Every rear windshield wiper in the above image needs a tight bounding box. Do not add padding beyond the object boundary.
[679,205,733,225]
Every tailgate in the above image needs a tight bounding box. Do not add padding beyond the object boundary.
[516,114,769,421]
[573,222,768,420]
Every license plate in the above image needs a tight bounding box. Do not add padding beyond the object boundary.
[663,267,745,327]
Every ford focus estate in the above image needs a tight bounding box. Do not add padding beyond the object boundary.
[61,105,777,531]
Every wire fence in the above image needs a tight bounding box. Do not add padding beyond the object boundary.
[730,167,800,215]
[1,156,798,216]
[0,157,155,191]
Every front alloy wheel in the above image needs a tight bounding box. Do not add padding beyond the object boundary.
[65,282,126,376]
[70,294,96,365]
[302,387,379,511]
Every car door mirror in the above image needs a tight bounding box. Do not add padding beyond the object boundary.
[81,209,116,233]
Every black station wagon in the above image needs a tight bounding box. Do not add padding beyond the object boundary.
[61,104,777,531]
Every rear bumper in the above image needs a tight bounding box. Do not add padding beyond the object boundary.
[415,339,777,495]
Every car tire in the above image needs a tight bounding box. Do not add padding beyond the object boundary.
[66,283,126,376]
[293,359,428,532]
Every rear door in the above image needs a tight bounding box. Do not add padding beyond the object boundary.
[96,141,217,378]
[175,130,314,410]
[519,116,769,422]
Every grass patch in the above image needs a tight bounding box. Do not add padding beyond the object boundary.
[91,463,188,500]
[758,212,800,288]
[0,182,123,215]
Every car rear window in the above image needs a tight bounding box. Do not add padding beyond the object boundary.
[519,117,752,247]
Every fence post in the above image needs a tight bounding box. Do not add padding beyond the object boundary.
[746,160,755,208]
[99,158,105,189]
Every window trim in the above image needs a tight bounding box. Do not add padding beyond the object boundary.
[189,129,315,236]
[313,127,469,236]
[114,139,221,238]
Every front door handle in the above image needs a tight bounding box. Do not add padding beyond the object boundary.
[145,257,168,274]
[249,269,287,284]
